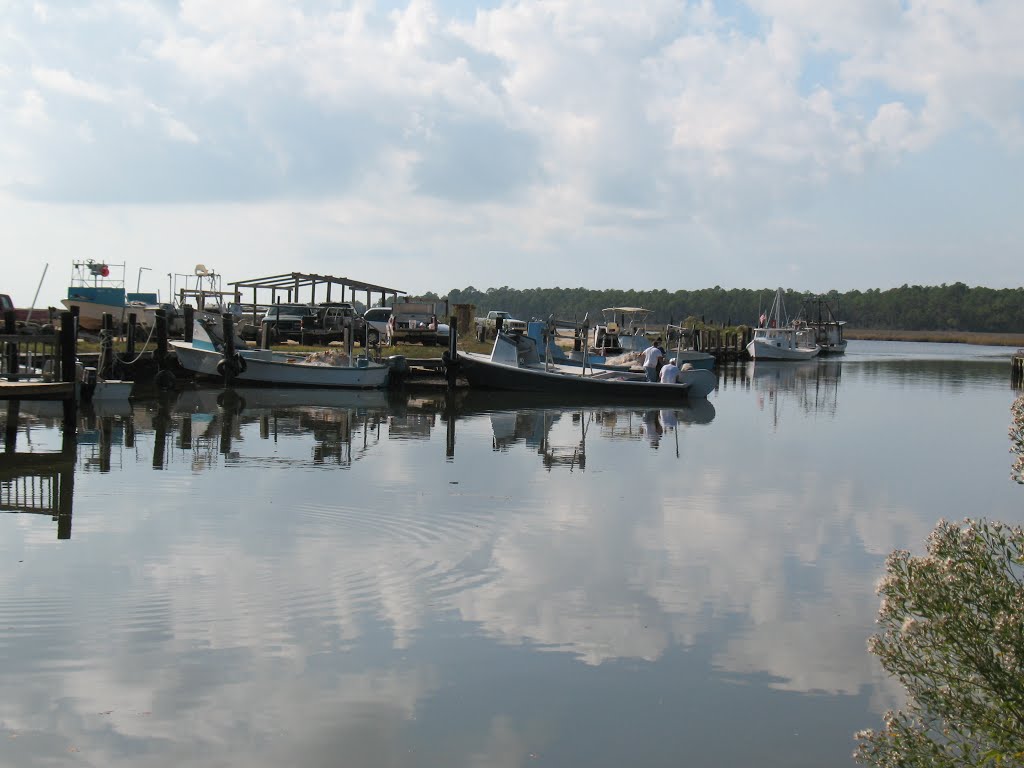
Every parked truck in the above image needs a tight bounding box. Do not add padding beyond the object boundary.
[257,302,366,345]
[390,301,449,346]
[474,310,527,340]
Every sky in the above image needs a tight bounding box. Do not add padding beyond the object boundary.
[2,0,1023,308]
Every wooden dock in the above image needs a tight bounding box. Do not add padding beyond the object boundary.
[1013,350,1024,386]
[1,310,78,401]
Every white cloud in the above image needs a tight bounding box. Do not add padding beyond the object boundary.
[1,0,1023,303]
[32,66,114,103]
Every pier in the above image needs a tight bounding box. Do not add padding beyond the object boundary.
[1,310,78,402]
[1013,349,1024,386]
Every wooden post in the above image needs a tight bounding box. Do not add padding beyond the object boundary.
[446,314,458,388]
[59,311,76,386]
[183,305,194,342]
[101,313,114,380]
[126,312,137,360]
[221,312,237,387]
[4,310,17,381]
[154,308,168,368]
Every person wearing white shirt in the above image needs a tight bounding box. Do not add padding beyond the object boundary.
[640,343,663,382]
[659,357,680,384]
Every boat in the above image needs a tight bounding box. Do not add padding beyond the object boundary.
[456,328,717,400]
[61,260,168,332]
[170,317,390,389]
[590,306,656,357]
[801,295,847,355]
[528,320,715,372]
[746,288,820,361]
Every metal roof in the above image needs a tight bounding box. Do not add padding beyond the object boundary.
[230,272,404,295]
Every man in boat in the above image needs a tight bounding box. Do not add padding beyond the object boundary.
[659,357,680,384]
[640,341,663,382]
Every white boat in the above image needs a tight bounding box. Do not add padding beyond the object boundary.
[61,260,166,332]
[746,288,820,361]
[456,329,717,400]
[170,317,390,389]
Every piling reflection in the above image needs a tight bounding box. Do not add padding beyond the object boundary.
[1,400,76,539]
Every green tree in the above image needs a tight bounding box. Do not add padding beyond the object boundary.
[855,518,1024,767]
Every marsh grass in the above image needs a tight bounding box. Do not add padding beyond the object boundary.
[844,329,1024,346]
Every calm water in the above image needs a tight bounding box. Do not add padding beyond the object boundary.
[2,340,1021,767]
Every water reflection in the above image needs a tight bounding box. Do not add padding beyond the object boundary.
[747,359,843,425]
[1,349,1020,767]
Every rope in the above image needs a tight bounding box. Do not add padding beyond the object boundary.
[118,320,159,365]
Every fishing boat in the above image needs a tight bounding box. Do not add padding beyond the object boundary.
[530,321,715,371]
[801,295,847,355]
[170,317,390,389]
[590,306,656,357]
[746,288,820,361]
[456,329,717,400]
[61,260,167,332]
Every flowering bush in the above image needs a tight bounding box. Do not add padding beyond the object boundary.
[855,519,1024,766]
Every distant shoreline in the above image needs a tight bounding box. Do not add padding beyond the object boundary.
[845,329,1024,347]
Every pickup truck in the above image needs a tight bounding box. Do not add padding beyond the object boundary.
[475,310,527,340]
[258,303,366,345]
[390,301,450,346]
[0,294,41,325]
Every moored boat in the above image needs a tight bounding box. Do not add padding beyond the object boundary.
[746,288,820,361]
[170,317,390,389]
[61,260,166,332]
[802,295,847,355]
[456,329,717,400]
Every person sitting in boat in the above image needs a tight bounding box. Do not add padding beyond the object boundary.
[659,357,681,384]
[640,341,663,382]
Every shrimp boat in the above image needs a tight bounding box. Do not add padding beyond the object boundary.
[61,260,166,332]
[802,295,847,355]
[746,287,820,361]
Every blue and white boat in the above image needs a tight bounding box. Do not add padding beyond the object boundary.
[61,261,166,331]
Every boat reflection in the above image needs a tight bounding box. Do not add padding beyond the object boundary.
[444,388,716,467]
[747,359,842,424]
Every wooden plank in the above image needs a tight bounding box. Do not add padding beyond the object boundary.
[0,381,75,400]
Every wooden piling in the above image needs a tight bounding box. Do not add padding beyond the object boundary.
[154,309,168,367]
[100,313,114,380]
[446,314,459,388]
[183,305,194,342]
[4,310,18,382]
[126,312,137,360]
[221,313,237,387]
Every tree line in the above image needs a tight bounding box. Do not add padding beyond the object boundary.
[408,282,1024,332]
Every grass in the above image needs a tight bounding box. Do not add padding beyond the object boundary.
[844,329,1024,346]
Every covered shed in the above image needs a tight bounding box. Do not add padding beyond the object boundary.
[229,272,405,326]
